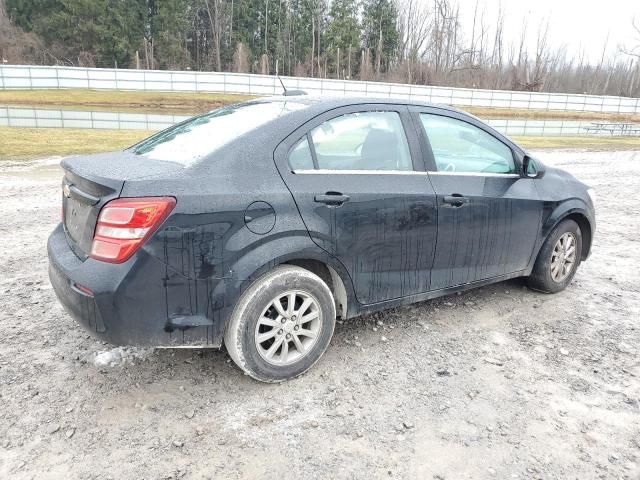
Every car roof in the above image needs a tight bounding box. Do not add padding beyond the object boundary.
[228,94,524,158]
[246,94,464,116]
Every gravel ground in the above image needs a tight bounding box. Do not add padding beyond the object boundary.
[0,150,638,480]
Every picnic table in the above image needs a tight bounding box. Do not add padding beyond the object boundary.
[583,122,640,136]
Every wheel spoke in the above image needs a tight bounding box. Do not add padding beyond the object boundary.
[272,298,287,318]
[298,328,316,339]
[287,292,296,316]
[296,298,313,318]
[280,339,289,362]
[292,333,305,352]
[300,310,319,324]
[257,329,278,343]
[265,336,284,359]
[258,316,280,328]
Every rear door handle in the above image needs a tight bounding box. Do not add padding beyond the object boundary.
[443,194,469,207]
[314,192,350,206]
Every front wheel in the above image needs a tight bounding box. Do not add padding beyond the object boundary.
[527,219,582,293]
[224,265,336,383]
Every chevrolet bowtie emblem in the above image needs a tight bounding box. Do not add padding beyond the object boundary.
[63,184,71,198]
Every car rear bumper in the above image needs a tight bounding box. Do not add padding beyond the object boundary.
[47,223,225,347]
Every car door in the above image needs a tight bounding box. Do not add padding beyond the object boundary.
[274,104,438,305]
[410,108,543,290]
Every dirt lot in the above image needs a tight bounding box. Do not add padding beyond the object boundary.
[0,150,638,480]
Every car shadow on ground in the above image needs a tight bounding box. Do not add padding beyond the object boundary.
[89,277,540,390]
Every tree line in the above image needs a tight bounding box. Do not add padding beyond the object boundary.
[1,0,639,97]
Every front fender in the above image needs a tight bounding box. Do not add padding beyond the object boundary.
[533,198,595,264]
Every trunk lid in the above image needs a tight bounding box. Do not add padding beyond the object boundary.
[61,151,183,258]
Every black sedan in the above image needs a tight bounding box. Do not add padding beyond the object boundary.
[48,96,596,382]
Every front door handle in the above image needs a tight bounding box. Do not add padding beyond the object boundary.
[314,192,350,206]
[443,194,469,207]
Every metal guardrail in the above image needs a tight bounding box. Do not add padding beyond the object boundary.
[0,106,189,130]
[2,106,638,137]
[1,65,640,114]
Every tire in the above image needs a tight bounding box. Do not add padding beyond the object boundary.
[527,219,582,293]
[224,265,336,383]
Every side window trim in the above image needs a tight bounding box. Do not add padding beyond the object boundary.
[311,110,413,172]
[411,108,520,176]
[307,132,319,169]
[277,104,424,176]
[283,103,427,175]
[287,135,315,171]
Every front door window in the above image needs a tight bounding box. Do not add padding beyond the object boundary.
[419,114,516,174]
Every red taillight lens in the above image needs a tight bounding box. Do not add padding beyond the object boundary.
[90,197,176,263]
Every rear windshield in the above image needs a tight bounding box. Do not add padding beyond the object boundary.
[129,100,307,165]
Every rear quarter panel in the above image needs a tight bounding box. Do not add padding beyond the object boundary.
[118,131,356,345]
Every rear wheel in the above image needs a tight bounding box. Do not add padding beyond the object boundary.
[527,219,582,293]
[224,265,336,383]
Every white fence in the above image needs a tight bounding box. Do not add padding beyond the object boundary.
[3,106,635,136]
[1,65,640,114]
[0,106,188,130]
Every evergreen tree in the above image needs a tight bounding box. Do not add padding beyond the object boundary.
[7,0,145,67]
[361,0,398,75]
[325,0,359,78]
[5,0,59,31]
[4,0,399,77]
[147,0,191,69]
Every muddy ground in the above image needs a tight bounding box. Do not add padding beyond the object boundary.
[0,150,638,480]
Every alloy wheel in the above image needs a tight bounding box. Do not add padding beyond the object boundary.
[254,290,322,366]
[550,232,577,282]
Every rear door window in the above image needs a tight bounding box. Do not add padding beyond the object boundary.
[308,111,413,171]
[288,137,315,170]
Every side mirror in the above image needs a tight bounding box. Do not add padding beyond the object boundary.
[522,155,546,179]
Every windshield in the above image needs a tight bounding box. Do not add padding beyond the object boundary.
[129,100,307,165]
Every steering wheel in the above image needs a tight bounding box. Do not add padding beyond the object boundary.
[443,162,456,172]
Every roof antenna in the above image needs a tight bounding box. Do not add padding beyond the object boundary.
[278,75,288,95]
[277,75,307,97]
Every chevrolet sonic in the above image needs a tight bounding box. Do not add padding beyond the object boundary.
[48,96,596,382]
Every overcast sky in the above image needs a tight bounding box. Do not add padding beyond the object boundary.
[445,0,640,63]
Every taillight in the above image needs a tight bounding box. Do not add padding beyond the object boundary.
[90,197,176,263]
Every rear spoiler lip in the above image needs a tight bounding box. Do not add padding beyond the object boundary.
[61,155,126,196]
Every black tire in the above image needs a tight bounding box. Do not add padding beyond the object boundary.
[224,265,336,383]
[527,219,582,293]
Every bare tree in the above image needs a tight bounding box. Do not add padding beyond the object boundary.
[203,0,223,71]
[3,0,639,98]
[398,0,431,83]
[528,18,550,91]
[621,18,640,59]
